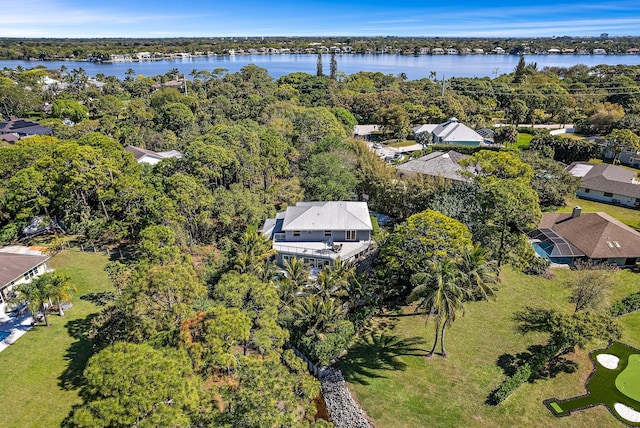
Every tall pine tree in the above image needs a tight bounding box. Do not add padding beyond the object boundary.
[330,51,337,79]
[316,53,323,77]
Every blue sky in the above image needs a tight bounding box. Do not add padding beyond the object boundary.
[2,0,640,38]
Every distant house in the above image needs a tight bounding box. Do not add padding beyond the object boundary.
[353,125,381,140]
[395,150,472,182]
[124,146,182,165]
[593,49,607,55]
[0,247,51,306]
[528,208,640,267]
[476,128,495,144]
[262,201,373,268]
[566,162,640,208]
[415,118,486,147]
[603,146,640,168]
[0,117,52,143]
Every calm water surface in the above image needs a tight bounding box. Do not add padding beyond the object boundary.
[2,54,640,80]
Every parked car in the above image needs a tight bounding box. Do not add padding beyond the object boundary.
[372,143,383,149]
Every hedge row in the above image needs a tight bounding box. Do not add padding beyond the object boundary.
[610,292,640,317]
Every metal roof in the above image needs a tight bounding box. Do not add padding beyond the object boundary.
[281,201,372,231]
[527,228,585,258]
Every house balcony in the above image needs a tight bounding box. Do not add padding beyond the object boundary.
[273,240,373,262]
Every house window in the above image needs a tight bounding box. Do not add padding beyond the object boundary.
[584,188,590,193]
[282,255,291,263]
[303,257,315,267]
[324,231,332,237]
[604,192,613,197]
[293,230,300,237]
[346,230,356,241]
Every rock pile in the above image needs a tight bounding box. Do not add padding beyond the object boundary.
[321,367,372,428]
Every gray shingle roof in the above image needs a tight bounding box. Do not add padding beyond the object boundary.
[567,162,640,199]
[395,151,471,181]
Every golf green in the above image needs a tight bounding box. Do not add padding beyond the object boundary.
[616,354,640,402]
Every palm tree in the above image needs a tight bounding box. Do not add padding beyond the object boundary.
[47,273,77,316]
[15,278,50,326]
[457,244,499,302]
[312,259,354,300]
[275,257,310,310]
[15,272,75,325]
[408,260,467,358]
[232,229,276,274]
[292,295,346,340]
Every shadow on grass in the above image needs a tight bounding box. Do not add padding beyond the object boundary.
[488,345,579,405]
[496,344,578,381]
[80,291,114,307]
[340,333,427,385]
[58,313,98,390]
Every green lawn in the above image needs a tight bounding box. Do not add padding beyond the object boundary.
[387,139,419,148]
[557,198,640,230]
[0,250,112,427]
[343,267,640,428]
[516,133,533,149]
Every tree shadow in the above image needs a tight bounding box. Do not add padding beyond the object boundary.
[495,344,578,380]
[488,344,579,404]
[58,313,98,390]
[339,332,427,385]
[80,291,114,307]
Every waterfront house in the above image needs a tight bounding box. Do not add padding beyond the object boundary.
[566,162,640,208]
[262,201,373,269]
[528,208,640,267]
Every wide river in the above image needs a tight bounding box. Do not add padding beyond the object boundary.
[2,54,640,80]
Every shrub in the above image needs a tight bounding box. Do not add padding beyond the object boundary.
[524,257,551,276]
[489,363,532,404]
[610,292,640,317]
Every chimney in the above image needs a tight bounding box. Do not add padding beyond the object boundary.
[571,206,582,218]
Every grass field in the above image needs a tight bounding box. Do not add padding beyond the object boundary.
[0,250,112,427]
[516,133,533,149]
[557,198,640,230]
[343,267,640,428]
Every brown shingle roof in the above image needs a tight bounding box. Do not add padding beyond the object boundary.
[0,253,50,288]
[538,212,640,259]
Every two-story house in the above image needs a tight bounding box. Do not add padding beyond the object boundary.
[262,201,373,269]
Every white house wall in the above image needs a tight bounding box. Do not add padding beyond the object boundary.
[577,188,638,208]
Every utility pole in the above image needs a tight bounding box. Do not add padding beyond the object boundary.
[441,75,445,97]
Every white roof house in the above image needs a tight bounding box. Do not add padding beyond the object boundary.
[262,201,373,268]
[353,125,381,139]
[431,118,486,146]
[124,146,182,165]
[280,201,372,232]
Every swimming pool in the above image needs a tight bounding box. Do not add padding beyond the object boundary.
[532,242,552,259]
[0,331,10,341]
